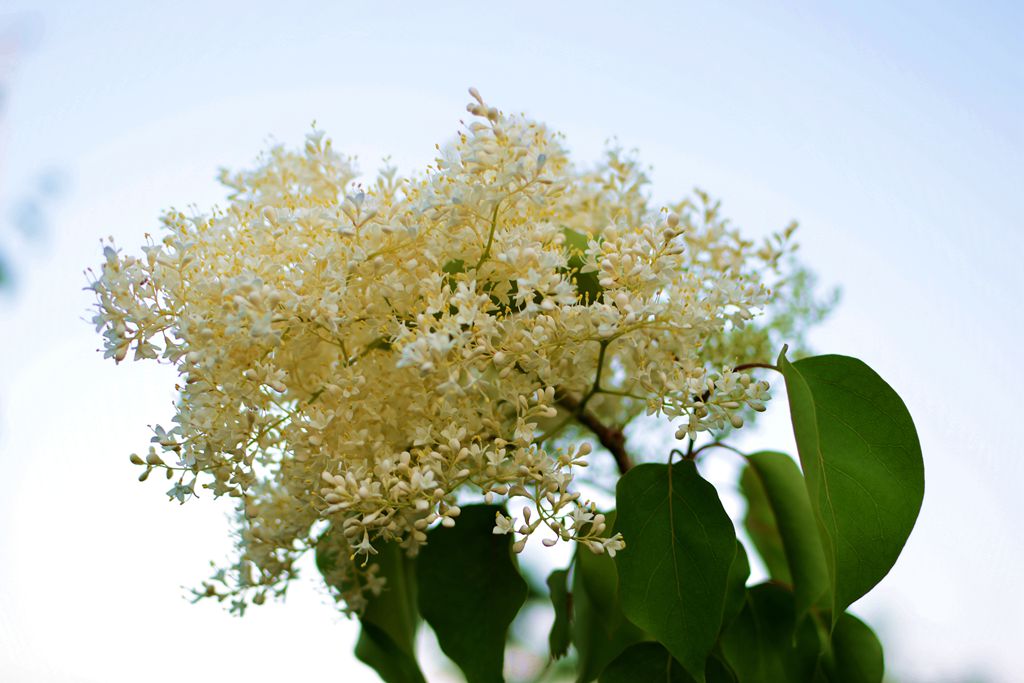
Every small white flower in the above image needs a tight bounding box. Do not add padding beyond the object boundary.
[493,511,516,535]
[353,531,378,557]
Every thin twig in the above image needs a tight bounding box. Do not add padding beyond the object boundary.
[733,362,779,373]
[557,393,632,474]
[687,440,745,461]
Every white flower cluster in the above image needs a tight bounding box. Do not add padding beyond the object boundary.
[89,89,805,613]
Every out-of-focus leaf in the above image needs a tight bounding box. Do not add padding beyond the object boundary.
[547,568,571,659]
[599,642,693,683]
[822,612,884,683]
[740,451,830,621]
[572,511,646,682]
[739,458,792,584]
[417,504,527,683]
[722,541,750,630]
[719,583,823,682]
[562,226,603,303]
[316,530,425,683]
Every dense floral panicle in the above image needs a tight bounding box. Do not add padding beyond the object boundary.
[89,89,816,613]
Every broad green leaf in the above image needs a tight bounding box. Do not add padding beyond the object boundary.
[315,530,425,683]
[741,451,830,621]
[615,462,738,682]
[572,511,646,682]
[822,613,884,683]
[719,583,823,682]
[416,504,527,683]
[599,642,693,683]
[722,541,751,630]
[547,569,571,660]
[779,351,925,618]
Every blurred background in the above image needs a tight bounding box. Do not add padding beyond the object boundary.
[0,1,1020,681]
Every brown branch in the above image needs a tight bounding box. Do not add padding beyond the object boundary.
[557,394,632,474]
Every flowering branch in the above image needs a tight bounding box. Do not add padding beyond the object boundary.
[89,87,816,617]
[76,85,936,683]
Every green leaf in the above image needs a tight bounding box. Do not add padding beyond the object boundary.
[355,621,428,683]
[562,226,603,304]
[547,569,572,659]
[442,258,466,274]
[315,530,426,683]
[599,642,693,683]
[719,583,823,682]
[822,613,884,683]
[562,226,591,253]
[739,460,792,584]
[572,511,646,682]
[615,462,738,682]
[705,655,738,683]
[779,351,925,618]
[722,541,751,631]
[416,504,527,683]
[442,258,466,292]
[740,451,830,621]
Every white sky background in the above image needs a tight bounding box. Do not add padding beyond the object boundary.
[0,1,1021,681]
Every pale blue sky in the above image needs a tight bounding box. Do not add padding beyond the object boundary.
[0,2,1021,681]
